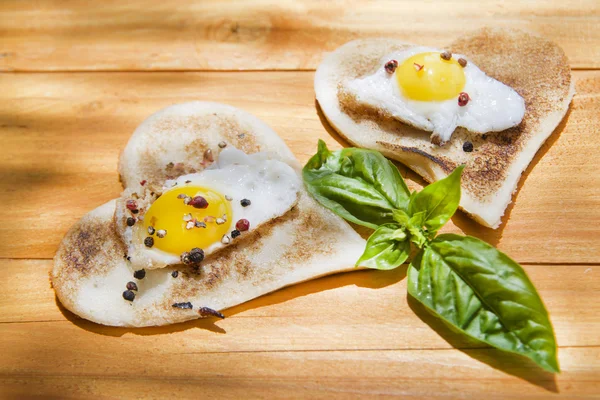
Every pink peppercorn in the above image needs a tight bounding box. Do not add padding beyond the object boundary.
[458,92,470,107]
[126,199,138,211]
[189,196,209,209]
[236,219,250,232]
[384,60,398,74]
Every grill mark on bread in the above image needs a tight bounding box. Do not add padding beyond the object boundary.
[52,203,126,303]
[333,29,571,202]
[377,142,455,174]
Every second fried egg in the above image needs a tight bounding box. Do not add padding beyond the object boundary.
[344,47,526,144]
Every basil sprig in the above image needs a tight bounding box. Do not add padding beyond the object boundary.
[303,140,559,373]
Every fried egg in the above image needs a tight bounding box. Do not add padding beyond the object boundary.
[117,148,301,270]
[344,47,526,144]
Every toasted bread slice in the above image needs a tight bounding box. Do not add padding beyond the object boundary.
[51,103,365,327]
[315,28,574,228]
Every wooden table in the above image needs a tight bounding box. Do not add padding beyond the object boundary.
[1,1,599,398]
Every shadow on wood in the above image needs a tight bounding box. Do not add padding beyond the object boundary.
[407,295,559,393]
[55,267,406,336]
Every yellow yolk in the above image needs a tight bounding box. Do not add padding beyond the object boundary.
[141,186,232,254]
[396,52,466,101]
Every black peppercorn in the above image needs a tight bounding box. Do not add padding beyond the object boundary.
[463,142,474,153]
[144,236,154,248]
[240,199,251,207]
[188,248,204,264]
[171,270,179,278]
[126,217,136,227]
[231,229,241,239]
[126,281,138,291]
[198,307,225,319]
[133,269,146,279]
[172,302,193,310]
[122,290,135,301]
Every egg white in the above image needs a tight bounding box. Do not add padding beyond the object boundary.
[345,46,526,144]
[121,148,301,270]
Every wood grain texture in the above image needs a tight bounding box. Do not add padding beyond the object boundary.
[1,71,599,263]
[1,260,598,350]
[1,2,599,397]
[1,260,599,397]
[1,348,599,399]
[0,0,599,71]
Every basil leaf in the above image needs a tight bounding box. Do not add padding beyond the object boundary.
[356,224,410,270]
[407,234,559,373]
[303,141,411,228]
[306,174,397,229]
[408,165,464,232]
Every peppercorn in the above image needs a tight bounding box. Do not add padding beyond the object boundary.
[172,302,193,310]
[180,252,190,265]
[126,217,136,227]
[126,199,138,211]
[458,92,470,107]
[189,196,209,209]
[384,59,398,74]
[204,148,214,162]
[126,281,138,291]
[440,51,452,60]
[236,219,250,232]
[133,269,146,279]
[189,247,205,264]
[198,307,225,319]
[240,199,251,207]
[231,229,241,239]
[463,142,474,153]
[122,290,135,301]
[171,270,179,278]
[144,236,154,248]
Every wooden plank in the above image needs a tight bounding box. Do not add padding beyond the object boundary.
[0,347,598,399]
[0,71,598,263]
[1,259,598,350]
[0,0,599,71]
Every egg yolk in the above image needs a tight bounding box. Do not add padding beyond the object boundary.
[396,52,466,101]
[142,186,232,255]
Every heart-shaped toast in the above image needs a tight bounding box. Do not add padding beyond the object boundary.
[315,28,574,228]
[52,102,365,327]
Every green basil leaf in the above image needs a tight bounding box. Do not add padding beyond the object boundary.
[356,224,410,270]
[336,148,410,210]
[407,234,559,373]
[408,165,464,232]
[303,141,411,228]
[306,174,397,229]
